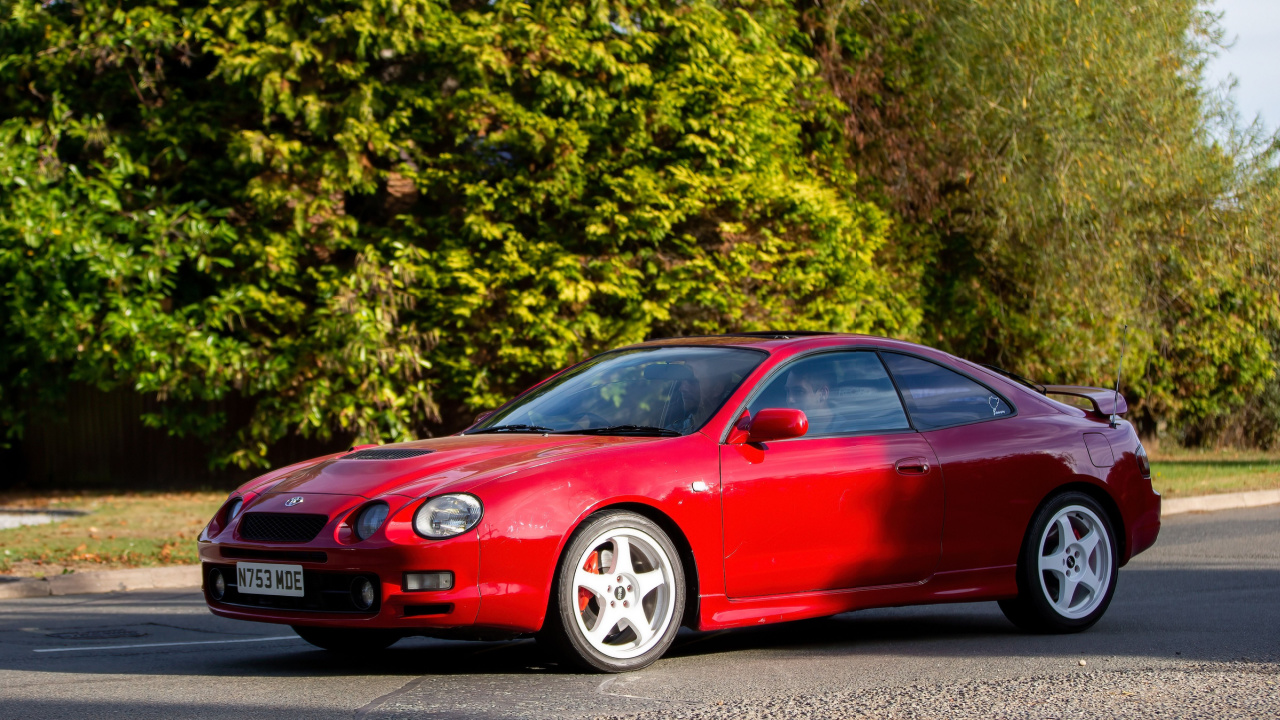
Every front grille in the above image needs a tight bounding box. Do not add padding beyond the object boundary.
[205,563,379,614]
[220,546,328,563]
[238,513,328,543]
[343,447,434,460]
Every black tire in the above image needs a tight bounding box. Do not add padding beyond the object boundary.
[538,510,686,673]
[291,625,401,652]
[1000,491,1119,633]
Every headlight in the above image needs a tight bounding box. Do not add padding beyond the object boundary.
[413,494,483,539]
[354,502,390,541]
[226,498,243,521]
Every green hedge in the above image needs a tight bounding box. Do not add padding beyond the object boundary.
[1,0,910,468]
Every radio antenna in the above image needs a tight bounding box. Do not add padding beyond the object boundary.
[1110,325,1129,428]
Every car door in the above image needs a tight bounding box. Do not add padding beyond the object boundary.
[720,350,945,598]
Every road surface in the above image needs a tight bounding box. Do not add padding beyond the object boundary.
[0,504,1276,719]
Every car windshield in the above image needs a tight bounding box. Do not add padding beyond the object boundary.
[470,346,766,436]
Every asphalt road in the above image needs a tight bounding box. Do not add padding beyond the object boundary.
[0,505,1276,719]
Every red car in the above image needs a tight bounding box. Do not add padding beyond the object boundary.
[199,332,1161,672]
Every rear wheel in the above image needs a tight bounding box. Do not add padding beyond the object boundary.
[539,511,685,672]
[291,625,400,652]
[1000,491,1118,633]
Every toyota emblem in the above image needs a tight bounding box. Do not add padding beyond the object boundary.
[285,496,305,507]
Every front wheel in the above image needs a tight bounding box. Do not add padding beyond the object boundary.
[1000,492,1119,633]
[539,511,685,672]
[292,625,401,652]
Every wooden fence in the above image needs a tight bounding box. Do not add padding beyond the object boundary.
[2,384,347,491]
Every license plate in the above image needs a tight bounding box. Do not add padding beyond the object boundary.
[235,562,305,597]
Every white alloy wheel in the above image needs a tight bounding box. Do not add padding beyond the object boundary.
[571,526,678,660]
[1036,504,1113,620]
[1000,491,1119,633]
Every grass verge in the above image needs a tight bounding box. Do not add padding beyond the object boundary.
[1148,446,1280,499]
[0,492,224,578]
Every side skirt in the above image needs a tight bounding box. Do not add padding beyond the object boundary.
[695,566,1018,631]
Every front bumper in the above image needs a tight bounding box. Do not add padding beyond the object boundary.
[200,493,481,630]
[201,538,480,629]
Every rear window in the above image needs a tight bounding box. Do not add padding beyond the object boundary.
[881,353,1013,430]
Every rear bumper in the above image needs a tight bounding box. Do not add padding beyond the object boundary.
[199,533,481,630]
[1126,489,1161,563]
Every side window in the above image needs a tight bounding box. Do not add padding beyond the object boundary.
[748,352,910,436]
[880,353,1013,430]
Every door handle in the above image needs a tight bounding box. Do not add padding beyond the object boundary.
[895,457,930,475]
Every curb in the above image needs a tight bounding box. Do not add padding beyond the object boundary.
[1162,488,1280,516]
[0,565,200,601]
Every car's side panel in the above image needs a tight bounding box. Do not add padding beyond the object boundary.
[470,433,724,633]
[719,433,944,597]
[925,412,1114,574]
[932,360,1160,567]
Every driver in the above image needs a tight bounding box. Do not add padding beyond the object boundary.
[784,364,834,435]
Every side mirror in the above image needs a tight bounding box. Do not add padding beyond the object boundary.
[732,408,808,444]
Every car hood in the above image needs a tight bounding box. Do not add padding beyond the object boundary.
[244,434,667,500]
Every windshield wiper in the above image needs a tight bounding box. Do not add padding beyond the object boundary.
[469,424,556,434]
[558,425,681,437]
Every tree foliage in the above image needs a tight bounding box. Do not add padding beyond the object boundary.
[809,0,1280,441]
[3,0,1277,473]
[1,0,907,468]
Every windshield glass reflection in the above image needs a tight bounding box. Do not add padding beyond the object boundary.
[470,347,766,436]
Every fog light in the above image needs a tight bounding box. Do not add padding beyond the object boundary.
[209,568,226,601]
[351,577,377,610]
[403,571,453,592]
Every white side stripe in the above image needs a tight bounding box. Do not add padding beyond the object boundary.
[35,635,303,653]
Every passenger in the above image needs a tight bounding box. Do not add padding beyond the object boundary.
[666,376,702,433]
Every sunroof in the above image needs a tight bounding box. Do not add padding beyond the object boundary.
[729,331,835,338]
[642,331,837,342]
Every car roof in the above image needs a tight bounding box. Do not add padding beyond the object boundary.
[632,332,1051,407]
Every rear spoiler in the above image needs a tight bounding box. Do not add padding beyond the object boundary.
[1042,385,1128,417]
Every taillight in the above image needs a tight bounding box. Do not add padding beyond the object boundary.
[1135,443,1151,479]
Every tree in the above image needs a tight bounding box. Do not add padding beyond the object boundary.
[808,0,1280,438]
[1,0,908,469]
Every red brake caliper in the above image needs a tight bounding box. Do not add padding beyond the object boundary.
[578,551,600,612]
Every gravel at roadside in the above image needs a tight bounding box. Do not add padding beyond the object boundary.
[604,662,1280,720]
